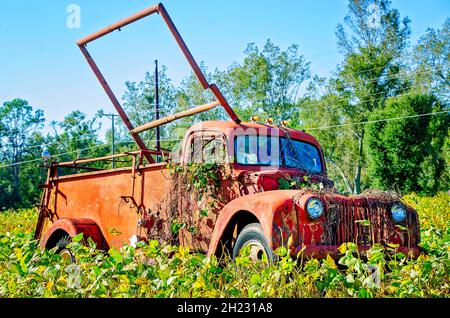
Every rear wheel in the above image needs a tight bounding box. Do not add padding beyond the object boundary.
[232,223,274,264]
[56,236,76,264]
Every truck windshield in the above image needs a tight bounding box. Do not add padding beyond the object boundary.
[235,135,323,174]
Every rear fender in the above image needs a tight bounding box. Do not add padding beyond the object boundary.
[41,218,107,250]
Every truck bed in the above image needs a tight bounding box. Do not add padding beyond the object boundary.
[41,163,171,248]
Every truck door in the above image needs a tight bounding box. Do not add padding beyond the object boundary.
[180,131,229,252]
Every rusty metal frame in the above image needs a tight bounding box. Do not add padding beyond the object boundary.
[76,2,241,163]
[34,163,56,240]
[56,150,170,170]
[131,100,221,134]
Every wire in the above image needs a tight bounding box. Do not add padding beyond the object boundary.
[234,85,431,115]
[2,110,447,170]
[33,50,414,112]
[0,138,184,170]
[226,63,424,109]
[246,69,427,101]
[334,64,409,78]
[30,62,426,123]
[332,68,426,87]
[298,89,431,113]
[7,136,105,153]
[8,115,189,155]
[0,144,106,169]
[304,110,449,131]
[3,83,435,156]
[238,70,429,104]
[304,53,414,78]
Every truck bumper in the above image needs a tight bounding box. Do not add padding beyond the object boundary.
[293,245,422,260]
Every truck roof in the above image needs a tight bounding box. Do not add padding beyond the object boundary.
[187,120,322,149]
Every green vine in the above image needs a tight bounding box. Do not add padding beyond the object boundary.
[166,162,226,242]
[278,175,326,192]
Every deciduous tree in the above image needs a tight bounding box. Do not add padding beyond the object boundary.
[0,99,45,208]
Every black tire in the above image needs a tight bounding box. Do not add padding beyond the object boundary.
[56,236,76,264]
[232,223,274,264]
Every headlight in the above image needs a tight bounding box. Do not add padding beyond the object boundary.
[306,198,324,219]
[391,203,407,223]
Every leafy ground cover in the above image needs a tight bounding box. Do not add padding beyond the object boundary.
[0,193,448,298]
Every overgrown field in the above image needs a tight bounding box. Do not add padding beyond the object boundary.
[0,193,448,298]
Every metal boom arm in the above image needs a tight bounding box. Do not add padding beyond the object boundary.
[77,2,241,162]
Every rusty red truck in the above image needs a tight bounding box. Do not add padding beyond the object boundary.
[34,3,421,262]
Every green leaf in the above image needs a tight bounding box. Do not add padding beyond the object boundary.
[108,248,123,264]
[275,246,288,257]
[149,240,159,250]
[355,219,371,227]
[346,274,355,284]
[72,233,84,243]
[338,243,347,254]
[171,222,185,234]
[324,255,337,269]
[347,243,358,252]
[392,252,406,260]
[250,274,262,285]
[358,288,369,298]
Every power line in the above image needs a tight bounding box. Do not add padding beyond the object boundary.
[1,110,447,170]
[304,110,449,131]
[32,50,414,113]
[334,64,408,78]
[298,88,431,113]
[0,144,106,169]
[147,70,431,115]
[236,85,431,114]
[3,118,188,155]
[320,68,428,89]
[29,63,428,122]
[6,136,103,153]
[3,85,435,156]
[0,138,184,170]
[230,64,420,108]
[239,70,429,104]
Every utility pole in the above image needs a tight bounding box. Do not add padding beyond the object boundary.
[100,113,119,169]
[155,59,161,162]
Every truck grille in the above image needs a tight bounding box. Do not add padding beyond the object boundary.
[321,199,419,247]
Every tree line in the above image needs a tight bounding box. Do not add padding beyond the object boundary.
[1,0,448,209]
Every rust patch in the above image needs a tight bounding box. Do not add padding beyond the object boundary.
[293,189,420,248]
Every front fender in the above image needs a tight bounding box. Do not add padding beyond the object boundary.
[208,190,309,256]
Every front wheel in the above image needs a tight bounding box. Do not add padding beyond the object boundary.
[232,223,274,264]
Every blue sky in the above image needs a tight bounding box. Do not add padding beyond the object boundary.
[0,0,449,137]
